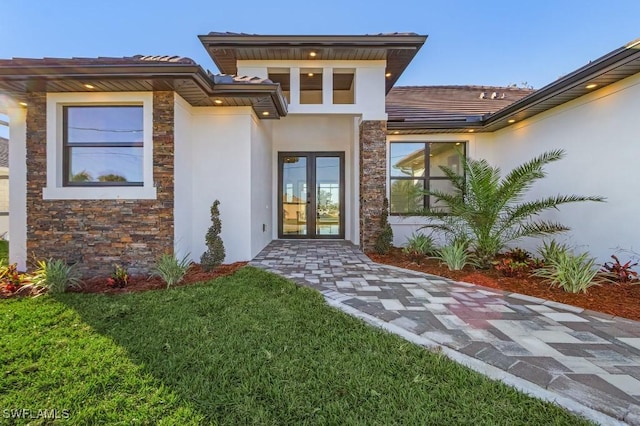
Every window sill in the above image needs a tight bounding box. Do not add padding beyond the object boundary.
[42,186,157,200]
[389,216,438,226]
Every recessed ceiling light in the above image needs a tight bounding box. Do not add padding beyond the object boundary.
[214,99,223,105]
[83,84,95,89]
[307,73,314,77]
[468,129,474,133]
[385,72,392,78]
[585,83,598,89]
[508,119,516,123]
[19,102,27,107]
[393,131,399,135]
[309,52,317,57]
[262,111,270,116]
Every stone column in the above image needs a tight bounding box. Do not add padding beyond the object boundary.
[359,120,387,252]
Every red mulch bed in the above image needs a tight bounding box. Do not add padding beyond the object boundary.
[368,248,640,322]
[0,262,247,298]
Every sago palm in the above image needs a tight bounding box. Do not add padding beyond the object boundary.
[422,149,604,268]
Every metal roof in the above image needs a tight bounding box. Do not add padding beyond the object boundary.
[198,32,427,93]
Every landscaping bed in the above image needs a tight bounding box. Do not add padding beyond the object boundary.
[369,248,640,321]
[0,262,246,299]
[74,262,247,294]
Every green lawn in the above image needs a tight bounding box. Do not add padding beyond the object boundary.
[0,267,590,425]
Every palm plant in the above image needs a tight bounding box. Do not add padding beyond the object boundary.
[421,150,604,268]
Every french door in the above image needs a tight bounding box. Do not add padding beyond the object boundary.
[278,152,345,239]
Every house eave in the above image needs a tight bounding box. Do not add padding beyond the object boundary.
[0,61,288,118]
[482,40,640,131]
[199,32,428,93]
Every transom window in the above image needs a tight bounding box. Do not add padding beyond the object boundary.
[389,142,465,214]
[63,106,143,186]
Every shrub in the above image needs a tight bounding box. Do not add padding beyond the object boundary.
[436,240,471,271]
[493,248,539,277]
[533,250,607,294]
[201,200,226,271]
[537,239,571,264]
[492,258,532,278]
[504,248,531,263]
[601,255,638,283]
[420,150,604,268]
[151,253,192,289]
[374,198,394,255]
[107,264,129,288]
[0,263,30,293]
[32,259,81,294]
[403,232,436,262]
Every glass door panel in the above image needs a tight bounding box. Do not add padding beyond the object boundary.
[315,157,341,236]
[281,155,307,236]
[279,152,344,239]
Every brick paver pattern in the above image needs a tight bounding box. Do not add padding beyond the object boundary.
[251,240,640,424]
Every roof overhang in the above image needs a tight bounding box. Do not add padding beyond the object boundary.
[388,38,640,134]
[199,33,428,93]
[0,60,288,118]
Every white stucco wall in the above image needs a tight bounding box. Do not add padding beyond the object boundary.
[250,116,273,257]
[237,60,387,120]
[174,101,254,264]
[0,166,9,239]
[388,73,640,262]
[271,114,358,243]
[485,73,640,261]
[8,106,26,269]
[173,95,193,259]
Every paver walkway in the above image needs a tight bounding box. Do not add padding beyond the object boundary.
[251,240,640,425]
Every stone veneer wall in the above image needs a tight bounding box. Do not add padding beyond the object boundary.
[359,120,387,251]
[25,91,175,277]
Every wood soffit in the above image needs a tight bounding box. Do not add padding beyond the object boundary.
[198,33,428,93]
[0,56,287,118]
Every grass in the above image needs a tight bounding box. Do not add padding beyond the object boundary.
[0,267,590,425]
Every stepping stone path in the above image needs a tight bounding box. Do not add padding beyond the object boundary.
[252,240,640,425]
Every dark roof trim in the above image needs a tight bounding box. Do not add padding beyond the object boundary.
[199,32,427,93]
[482,39,640,128]
[388,39,640,134]
[199,32,427,47]
[212,83,288,116]
[0,59,288,118]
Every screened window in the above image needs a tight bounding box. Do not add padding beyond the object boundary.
[389,142,465,214]
[63,106,143,186]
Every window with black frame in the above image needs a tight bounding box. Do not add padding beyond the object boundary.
[63,105,143,186]
[389,142,465,214]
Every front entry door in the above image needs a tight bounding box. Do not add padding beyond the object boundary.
[278,152,345,239]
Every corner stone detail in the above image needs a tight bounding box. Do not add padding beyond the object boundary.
[25,91,175,277]
[359,120,387,251]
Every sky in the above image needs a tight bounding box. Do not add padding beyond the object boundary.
[1,0,639,138]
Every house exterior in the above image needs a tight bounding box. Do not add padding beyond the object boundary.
[0,33,638,275]
[0,136,8,237]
